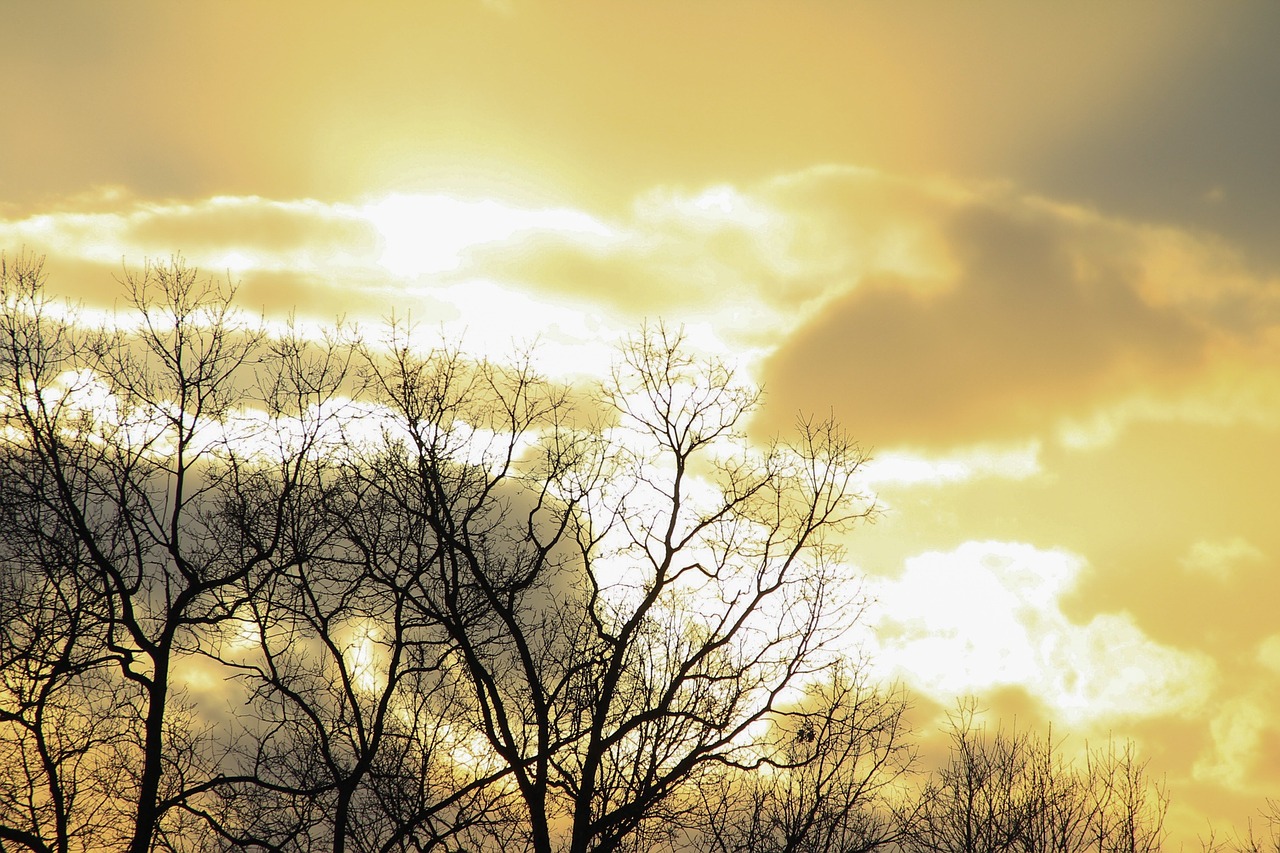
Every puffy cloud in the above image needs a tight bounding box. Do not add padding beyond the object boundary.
[0,193,636,373]
[759,172,1238,447]
[441,184,798,334]
[401,166,1280,452]
[367,193,614,277]
[445,169,963,343]
[867,541,1216,725]
[1,190,611,300]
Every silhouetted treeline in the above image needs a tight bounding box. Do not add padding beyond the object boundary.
[0,255,1274,853]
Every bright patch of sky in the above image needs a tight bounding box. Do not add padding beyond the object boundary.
[365,193,614,277]
[866,541,1216,726]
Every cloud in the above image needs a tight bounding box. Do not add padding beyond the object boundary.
[1,193,380,276]
[867,541,1216,725]
[0,193,634,370]
[2,190,610,297]
[857,441,1041,489]
[411,166,1280,452]
[758,172,1238,447]
[367,193,613,277]
[1192,693,1280,793]
[443,184,795,333]
[8,171,1280,443]
[1179,537,1265,581]
[447,169,963,345]
[1258,635,1280,675]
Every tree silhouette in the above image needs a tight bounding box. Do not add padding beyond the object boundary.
[689,665,916,853]
[1204,800,1280,853]
[904,701,1168,853]
[0,255,351,852]
[3,254,1210,853]
[312,322,879,853]
[0,257,880,852]
[201,328,549,852]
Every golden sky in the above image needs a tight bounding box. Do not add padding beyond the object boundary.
[5,1,1280,841]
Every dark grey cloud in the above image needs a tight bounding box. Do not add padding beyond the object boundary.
[1025,3,1280,269]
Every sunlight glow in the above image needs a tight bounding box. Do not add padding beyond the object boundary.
[344,621,386,694]
[364,193,613,277]
[868,541,1216,725]
[424,278,621,379]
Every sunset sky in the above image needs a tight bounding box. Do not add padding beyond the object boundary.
[4,2,1280,842]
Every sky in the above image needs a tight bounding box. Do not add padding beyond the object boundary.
[4,1,1279,842]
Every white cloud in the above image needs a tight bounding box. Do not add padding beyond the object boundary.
[1057,378,1280,452]
[858,441,1041,488]
[1,192,619,287]
[418,278,624,379]
[868,541,1216,725]
[0,192,633,380]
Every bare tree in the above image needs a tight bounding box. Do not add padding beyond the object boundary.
[0,431,136,853]
[198,332,515,852]
[907,702,1032,853]
[339,322,877,853]
[903,702,1169,853]
[0,255,349,852]
[689,666,916,853]
[3,257,882,853]
[1085,739,1167,853]
[1207,800,1280,853]
[1019,726,1093,853]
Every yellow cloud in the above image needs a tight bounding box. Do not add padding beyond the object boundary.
[1256,635,1280,675]
[0,194,379,276]
[365,192,612,277]
[1193,697,1272,791]
[8,169,1280,451]
[754,170,1280,449]
[1179,537,1265,581]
